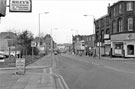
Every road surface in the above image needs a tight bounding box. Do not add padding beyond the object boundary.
[54,53,135,89]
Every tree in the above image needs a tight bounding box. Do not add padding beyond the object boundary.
[17,30,39,56]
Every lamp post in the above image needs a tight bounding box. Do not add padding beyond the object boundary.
[83,15,95,34]
[38,12,49,47]
[50,28,58,67]
[70,29,78,55]
[83,14,96,57]
[71,29,78,36]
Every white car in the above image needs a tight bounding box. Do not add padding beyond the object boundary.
[0,54,6,59]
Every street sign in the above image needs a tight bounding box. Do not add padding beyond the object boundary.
[16,58,25,74]
[9,0,32,12]
[31,41,37,47]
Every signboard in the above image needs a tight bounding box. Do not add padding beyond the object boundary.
[16,58,25,74]
[8,39,15,47]
[114,49,122,55]
[104,40,111,44]
[31,41,37,47]
[104,34,109,39]
[0,0,7,16]
[9,0,32,12]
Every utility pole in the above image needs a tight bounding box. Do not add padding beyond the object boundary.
[99,36,101,59]
[51,29,53,67]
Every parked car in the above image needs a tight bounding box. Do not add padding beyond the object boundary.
[0,54,6,59]
[54,51,58,55]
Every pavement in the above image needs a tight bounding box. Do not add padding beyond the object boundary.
[0,55,57,89]
[69,52,135,61]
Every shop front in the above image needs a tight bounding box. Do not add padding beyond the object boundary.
[111,33,135,57]
[104,40,111,56]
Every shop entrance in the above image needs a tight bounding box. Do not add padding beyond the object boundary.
[125,42,135,57]
[127,45,134,55]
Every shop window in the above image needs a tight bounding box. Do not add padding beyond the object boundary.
[114,43,123,55]
[127,45,134,55]
[115,44,123,49]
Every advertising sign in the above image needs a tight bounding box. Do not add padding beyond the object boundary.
[0,0,7,16]
[104,34,109,39]
[104,40,111,44]
[9,0,32,12]
[16,58,25,74]
[8,39,15,47]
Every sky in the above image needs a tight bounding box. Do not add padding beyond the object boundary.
[0,0,119,44]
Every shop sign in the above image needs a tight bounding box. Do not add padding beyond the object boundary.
[114,49,122,55]
[16,58,25,74]
[0,0,7,16]
[104,34,109,39]
[104,40,111,44]
[9,0,32,12]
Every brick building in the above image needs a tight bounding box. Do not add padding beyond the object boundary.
[109,1,135,57]
[94,14,111,56]
[72,34,95,55]
[95,1,135,57]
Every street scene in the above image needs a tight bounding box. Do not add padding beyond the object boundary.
[0,0,135,89]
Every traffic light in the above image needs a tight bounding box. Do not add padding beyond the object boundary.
[0,0,7,17]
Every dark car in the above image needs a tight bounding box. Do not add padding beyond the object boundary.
[54,51,58,55]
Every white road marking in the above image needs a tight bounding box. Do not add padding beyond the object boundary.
[103,65,135,74]
[49,67,53,74]
[43,68,46,73]
[91,62,135,74]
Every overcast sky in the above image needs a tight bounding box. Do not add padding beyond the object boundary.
[0,0,119,44]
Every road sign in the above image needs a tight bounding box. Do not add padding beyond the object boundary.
[31,41,37,47]
[16,58,25,74]
[9,0,32,12]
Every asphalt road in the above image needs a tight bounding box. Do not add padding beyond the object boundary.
[54,53,135,89]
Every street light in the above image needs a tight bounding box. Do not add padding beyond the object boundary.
[70,29,78,36]
[38,12,49,46]
[83,14,95,34]
[83,14,97,58]
[50,28,58,67]
[70,29,78,55]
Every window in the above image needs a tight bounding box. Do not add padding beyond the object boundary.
[128,17,133,31]
[119,4,122,14]
[127,45,134,55]
[101,30,104,38]
[114,8,116,17]
[106,17,109,26]
[127,2,133,11]
[114,43,123,55]
[106,29,110,34]
[118,19,123,32]
[96,21,99,28]
[112,21,117,33]
[96,31,99,41]
[101,30,104,42]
